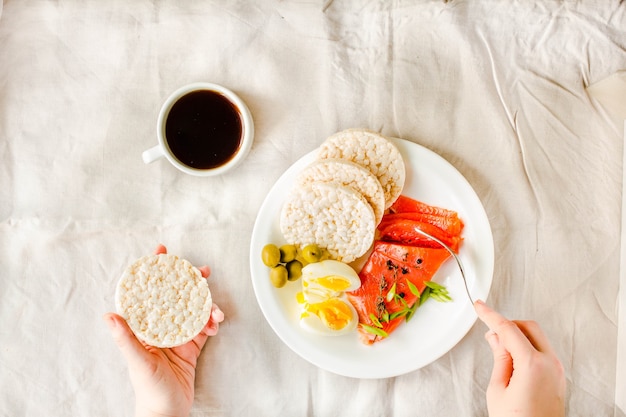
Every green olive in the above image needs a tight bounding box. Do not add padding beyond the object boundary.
[269,265,288,288]
[286,260,303,281]
[279,244,297,263]
[262,244,281,268]
[294,247,309,267]
[302,243,322,263]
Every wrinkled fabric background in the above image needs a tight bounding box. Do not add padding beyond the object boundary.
[1,1,625,416]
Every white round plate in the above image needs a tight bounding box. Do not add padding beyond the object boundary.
[249,137,494,379]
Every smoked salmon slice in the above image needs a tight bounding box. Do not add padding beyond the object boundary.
[347,195,464,344]
[378,212,464,238]
[378,219,463,253]
[389,195,460,218]
[347,241,451,344]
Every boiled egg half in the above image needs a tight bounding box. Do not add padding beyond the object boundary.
[297,260,361,336]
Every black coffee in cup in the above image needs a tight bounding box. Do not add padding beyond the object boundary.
[165,90,243,169]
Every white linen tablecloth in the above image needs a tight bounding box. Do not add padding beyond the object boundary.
[1,1,625,416]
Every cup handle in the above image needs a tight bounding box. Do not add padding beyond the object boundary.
[142,145,164,164]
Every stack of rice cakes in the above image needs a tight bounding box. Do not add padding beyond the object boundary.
[280,129,406,263]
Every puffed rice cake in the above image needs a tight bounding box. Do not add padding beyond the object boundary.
[279,182,376,263]
[115,253,212,348]
[296,158,386,225]
[317,129,406,209]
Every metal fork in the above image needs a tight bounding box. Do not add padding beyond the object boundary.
[411,227,474,305]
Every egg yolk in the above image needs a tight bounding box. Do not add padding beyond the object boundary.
[296,291,305,304]
[305,298,353,331]
[305,276,351,292]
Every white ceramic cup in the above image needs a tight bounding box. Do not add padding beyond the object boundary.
[142,82,254,176]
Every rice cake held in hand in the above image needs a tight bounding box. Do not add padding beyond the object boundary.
[318,129,406,209]
[116,253,212,348]
[280,182,376,263]
[296,158,386,225]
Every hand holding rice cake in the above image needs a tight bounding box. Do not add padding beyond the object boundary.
[115,253,213,348]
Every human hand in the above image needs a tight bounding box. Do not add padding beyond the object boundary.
[104,245,225,417]
[474,300,565,417]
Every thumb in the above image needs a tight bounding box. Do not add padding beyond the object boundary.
[485,330,514,391]
[103,313,150,366]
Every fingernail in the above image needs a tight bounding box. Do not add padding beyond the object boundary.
[212,308,225,323]
[198,265,211,278]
